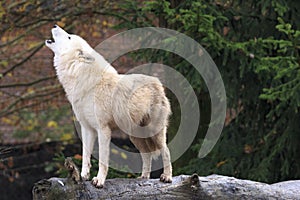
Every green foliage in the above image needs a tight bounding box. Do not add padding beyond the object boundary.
[109,0,300,183]
[11,106,75,142]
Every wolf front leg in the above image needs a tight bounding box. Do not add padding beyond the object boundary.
[80,126,97,180]
[92,126,111,188]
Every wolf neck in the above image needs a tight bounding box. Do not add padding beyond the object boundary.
[92,51,117,74]
[55,51,117,103]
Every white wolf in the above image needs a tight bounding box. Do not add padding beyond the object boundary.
[45,25,172,188]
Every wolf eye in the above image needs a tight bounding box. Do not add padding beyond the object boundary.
[68,36,71,40]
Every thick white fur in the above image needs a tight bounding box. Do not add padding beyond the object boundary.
[45,25,172,188]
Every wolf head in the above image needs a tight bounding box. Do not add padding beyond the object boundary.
[45,25,117,75]
[45,25,94,58]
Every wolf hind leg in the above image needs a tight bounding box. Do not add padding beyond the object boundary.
[139,152,152,179]
[160,145,172,183]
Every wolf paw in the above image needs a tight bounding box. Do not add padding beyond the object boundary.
[80,171,90,181]
[160,173,172,183]
[137,175,150,179]
[92,177,104,188]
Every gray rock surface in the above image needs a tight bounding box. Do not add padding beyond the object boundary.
[32,174,300,200]
[199,174,300,200]
[272,180,300,194]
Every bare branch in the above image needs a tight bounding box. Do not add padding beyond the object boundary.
[0,84,63,117]
[0,43,44,78]
[0,76,56,88]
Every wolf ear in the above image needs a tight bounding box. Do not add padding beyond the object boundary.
[76,49,95,63]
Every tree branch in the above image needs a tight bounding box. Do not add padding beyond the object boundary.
[1,43,44,78]
[0,76,56,88]
[0,84,63,117]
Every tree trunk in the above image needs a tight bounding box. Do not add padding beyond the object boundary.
[32,174,300,200]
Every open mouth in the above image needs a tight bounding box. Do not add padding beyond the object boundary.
[46,37,55,44]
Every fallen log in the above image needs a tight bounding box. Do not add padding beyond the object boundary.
[32,174,300,200]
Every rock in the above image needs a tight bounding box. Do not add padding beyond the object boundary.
[272,180,300,194]
[32,174,300,200]
[199,174,300,200]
